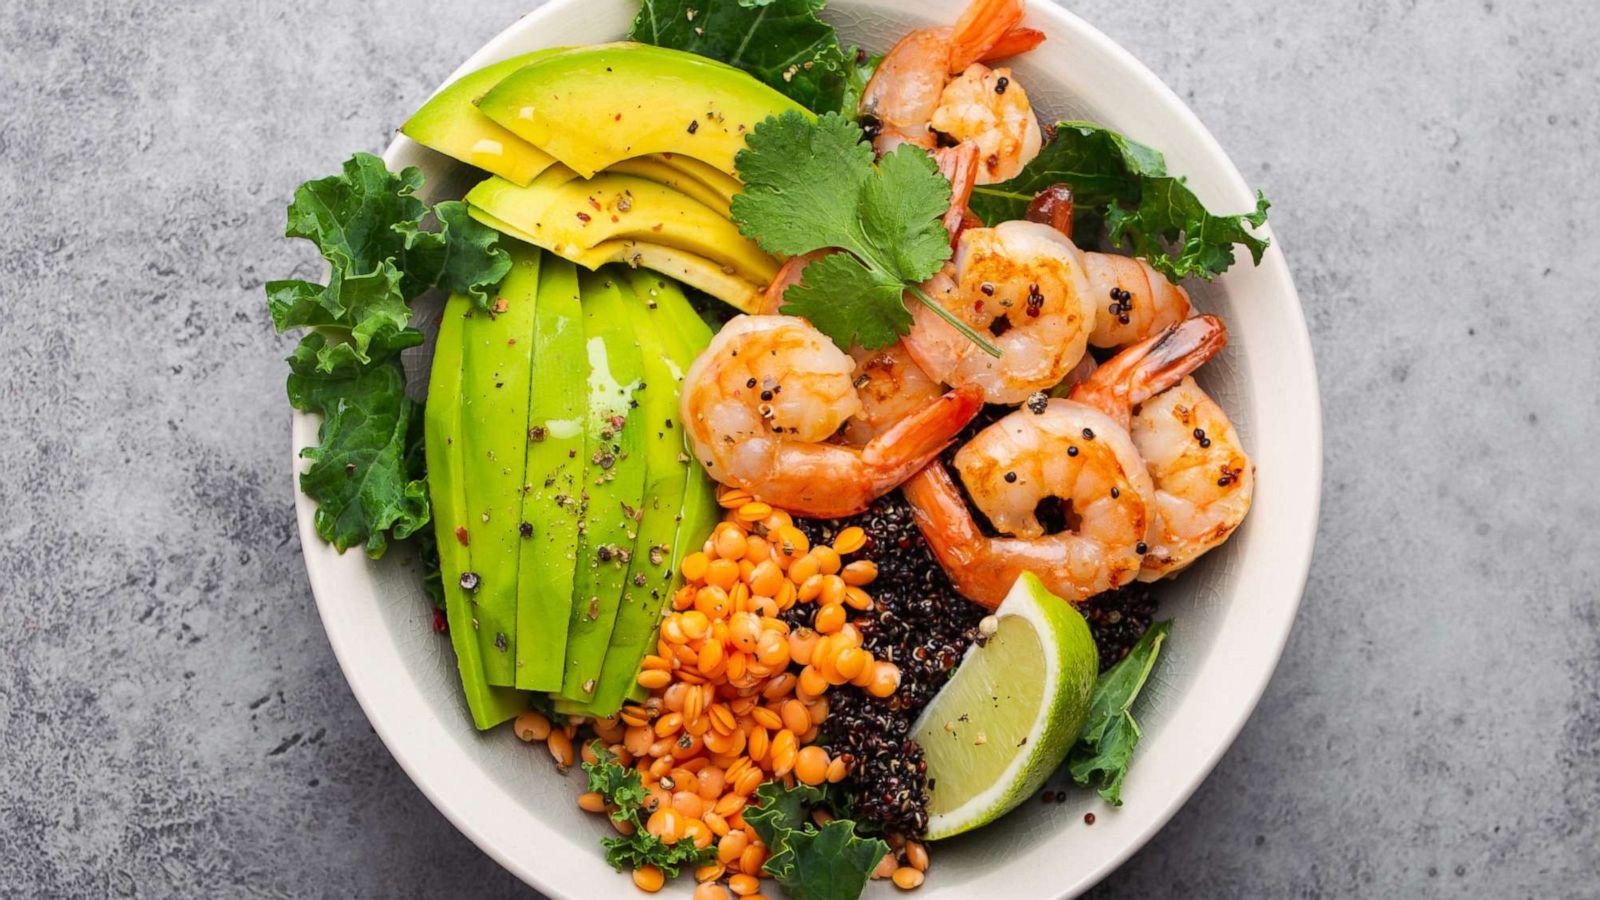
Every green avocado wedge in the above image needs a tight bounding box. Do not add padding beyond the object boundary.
[465,171,780,287]
[401,51,565,186]
[514,256,586,691]
[475,43,808,178]
[458,244,542,686]
[572,270,718,715]
[425,292,528,729]
[560,270,648,702]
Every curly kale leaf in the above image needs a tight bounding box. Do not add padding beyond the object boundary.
[970,123,1270,283]
[268,153,512,557]
[584,744,714,878]
[630,0,860,114]
[1068,620,1171,805]
[747,782,887,900]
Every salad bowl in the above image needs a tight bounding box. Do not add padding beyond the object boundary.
[290,0,1321,896]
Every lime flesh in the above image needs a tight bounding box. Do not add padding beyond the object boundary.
[912,573,1099,840]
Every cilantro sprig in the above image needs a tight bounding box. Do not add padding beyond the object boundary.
[730,111,1000,357]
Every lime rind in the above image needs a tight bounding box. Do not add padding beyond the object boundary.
[911,572,1099,840]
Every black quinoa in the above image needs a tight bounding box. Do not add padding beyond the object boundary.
[789,405,1165,831]
[792,492,985,835]
[1078,581,1159,672]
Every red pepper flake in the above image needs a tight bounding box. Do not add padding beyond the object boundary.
[454,526,470,547]
[576,211,591,224]
[432,608,448,634]
[614,113,622,121]
[491,298,508,314]
[587,196,602,211]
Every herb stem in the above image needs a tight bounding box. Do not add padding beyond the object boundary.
[907,284,1002,358]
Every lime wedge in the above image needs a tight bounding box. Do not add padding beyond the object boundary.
[911,572,1099,840]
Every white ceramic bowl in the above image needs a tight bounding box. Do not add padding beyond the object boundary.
[291,1,1321,896]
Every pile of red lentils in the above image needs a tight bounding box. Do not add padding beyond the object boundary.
[517,488,932,897]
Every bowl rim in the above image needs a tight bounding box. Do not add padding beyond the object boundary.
[290,1,1322,897]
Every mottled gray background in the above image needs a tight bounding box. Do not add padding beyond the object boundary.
[3,0,1597,896]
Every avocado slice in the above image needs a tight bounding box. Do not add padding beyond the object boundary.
[469,204,766,313]
[607,156,734,216]
[560,270,649,702]
[401,51,566,186]
[456,244,543,686]
[574,270,721,716]
[475,43,808,178]
[653,153,743,206]
[426,292,529,729]
[513,255,586,691]
[465,171,780,286]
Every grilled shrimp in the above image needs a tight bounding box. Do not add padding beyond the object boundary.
[1085,254,1192,348]
[758,253,947,448]
[680,316,982,517]
[1131,376,1254,580]
[903,220,1098,405]
[859,0,1044,183]
[842,342,946,446]
[904,316,1228,606]
[1004,184,1196,348]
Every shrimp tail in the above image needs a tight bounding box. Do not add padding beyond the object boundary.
[862,384,984,483]
[980,26,1047,62]
[761,251,829,315]
[1072,315,1228,425]
[948,0,1026,72]
[902,462,1008,608]
[934,144,980,244]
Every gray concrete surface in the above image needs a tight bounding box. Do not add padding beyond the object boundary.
[2,0,1596,896]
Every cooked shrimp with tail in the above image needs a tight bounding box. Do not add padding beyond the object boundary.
[903,220,1099,405]
[903,316,1228,606]
[1131,376,1254,580]
[860,0,1045,183]
[1019,185,1194,348]
[680,316,982,517]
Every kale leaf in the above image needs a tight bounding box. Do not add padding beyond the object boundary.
[747,782,887,900]
[630,0,861,114]
[969,123,1270,283]
[583,743,715,878]
[1068,620,1171,805]
[268,153,511,557]
[285,337,429,557]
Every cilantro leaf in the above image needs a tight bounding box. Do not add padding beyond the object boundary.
[583,743,714,878]
[1068,620,1171,805]
[286,337,429,557]
[732,111,990,353]
[780,249,910,349]
[747,782,887,900]
[970,122,1270,283]
[629,0,860,113]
